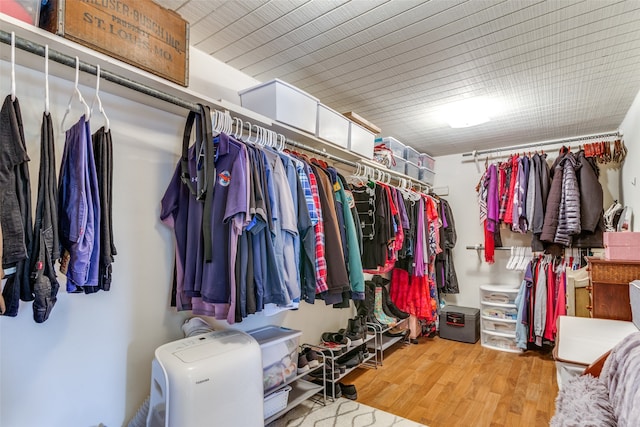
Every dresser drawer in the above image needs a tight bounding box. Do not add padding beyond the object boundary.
[591,282,632,321]
[589,260,640,283]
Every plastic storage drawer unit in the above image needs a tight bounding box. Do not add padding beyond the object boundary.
[419,167,435,185]
[239,79,319,134]
[375,137,406,160]
[439,305,480,343]
[418,153,435,170]
[405,146,420,164]
[405,161,420,180]
[248,326,302,394]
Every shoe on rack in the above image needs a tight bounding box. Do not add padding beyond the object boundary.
[384,324,409,338]
[303,348,321,368]
[312,379,342,399]
[297,354,311,374]
[321,332,351,348]
[338,383,357,400]
[309,362,340,380]
[342,352,362,368]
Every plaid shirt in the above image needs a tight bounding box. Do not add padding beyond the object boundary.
[294,159,318,225]
[307,168,328,294]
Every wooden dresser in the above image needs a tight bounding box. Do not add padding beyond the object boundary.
[586,257,640,321]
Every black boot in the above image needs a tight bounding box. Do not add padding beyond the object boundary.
[381,284,409,319]
[378,285,398,319]
[363,282,376,324]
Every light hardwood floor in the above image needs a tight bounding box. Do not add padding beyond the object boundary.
[343,336,558,427]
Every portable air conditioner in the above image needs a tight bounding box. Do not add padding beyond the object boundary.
[147,329,264,427]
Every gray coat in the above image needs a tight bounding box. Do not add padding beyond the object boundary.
[540,152,566,243]
[574,150,604,248]
[554,153,581,246]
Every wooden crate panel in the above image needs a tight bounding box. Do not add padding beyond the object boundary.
[41,0,189,86]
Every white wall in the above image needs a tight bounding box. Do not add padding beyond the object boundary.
[0,47,352,427]
[433,138,630,309]
[619,90,640,231]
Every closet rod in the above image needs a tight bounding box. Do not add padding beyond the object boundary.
[466,245,513,251]
[461,131,620,158]
[0,30,364,171]
[0,29,197,111]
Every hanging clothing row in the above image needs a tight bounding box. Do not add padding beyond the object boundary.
[513,255,568,350]
[161,107,451,325]
[1,42,116,322]
[477,145,606,263]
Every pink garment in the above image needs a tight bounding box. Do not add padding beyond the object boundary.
[543,264,557,341]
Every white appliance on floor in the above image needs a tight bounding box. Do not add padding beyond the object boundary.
[147,329,264,427]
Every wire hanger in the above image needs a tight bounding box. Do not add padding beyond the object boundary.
[61,56,91,132]
[44,45,50,115]
[11,32,16,101]
[90,65,110,132]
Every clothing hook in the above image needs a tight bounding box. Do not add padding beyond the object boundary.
[11,32,16,101]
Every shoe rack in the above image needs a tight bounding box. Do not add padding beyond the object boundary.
[264,344,326,425]
[304,325,378,400]
[367,317,409,365]
[479,284,522,353]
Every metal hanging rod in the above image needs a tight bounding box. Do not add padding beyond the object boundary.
[461,131,621,158]
[465,245,513,251]
[0,29,197,111]
[1,29,431,187]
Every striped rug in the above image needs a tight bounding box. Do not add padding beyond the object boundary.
[267,397,427,427]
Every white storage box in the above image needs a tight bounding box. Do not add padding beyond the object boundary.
[418,153,435,170]
[405,146,420,164]
[239,79,319,134]
[419,167,435,185]
[349,122,375,159]
[317,104,350,148]
[405,161,420,180]
[375,137,406,160]
[248,326,302,394]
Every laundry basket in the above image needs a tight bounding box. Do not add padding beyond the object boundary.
[264,385,291,419]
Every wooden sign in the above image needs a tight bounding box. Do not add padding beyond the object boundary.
[40,0,189,86]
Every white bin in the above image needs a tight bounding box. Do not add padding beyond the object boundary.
[239,79,319,134]
[317,104,350,148]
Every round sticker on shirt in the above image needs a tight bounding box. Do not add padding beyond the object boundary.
[218,171,231,187]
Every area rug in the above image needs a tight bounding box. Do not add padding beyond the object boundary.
[267,397,427,427]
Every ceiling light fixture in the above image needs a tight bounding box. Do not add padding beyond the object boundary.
[440,97,501,129]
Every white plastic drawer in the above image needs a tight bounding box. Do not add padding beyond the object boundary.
[483,319,516,334]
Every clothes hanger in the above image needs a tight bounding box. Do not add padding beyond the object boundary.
[90,64,110,132]
[232,117,243,140]
[11,32,16,102]
[44,45,50,115]
[277,134,286,152]
[61,56,91,133]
